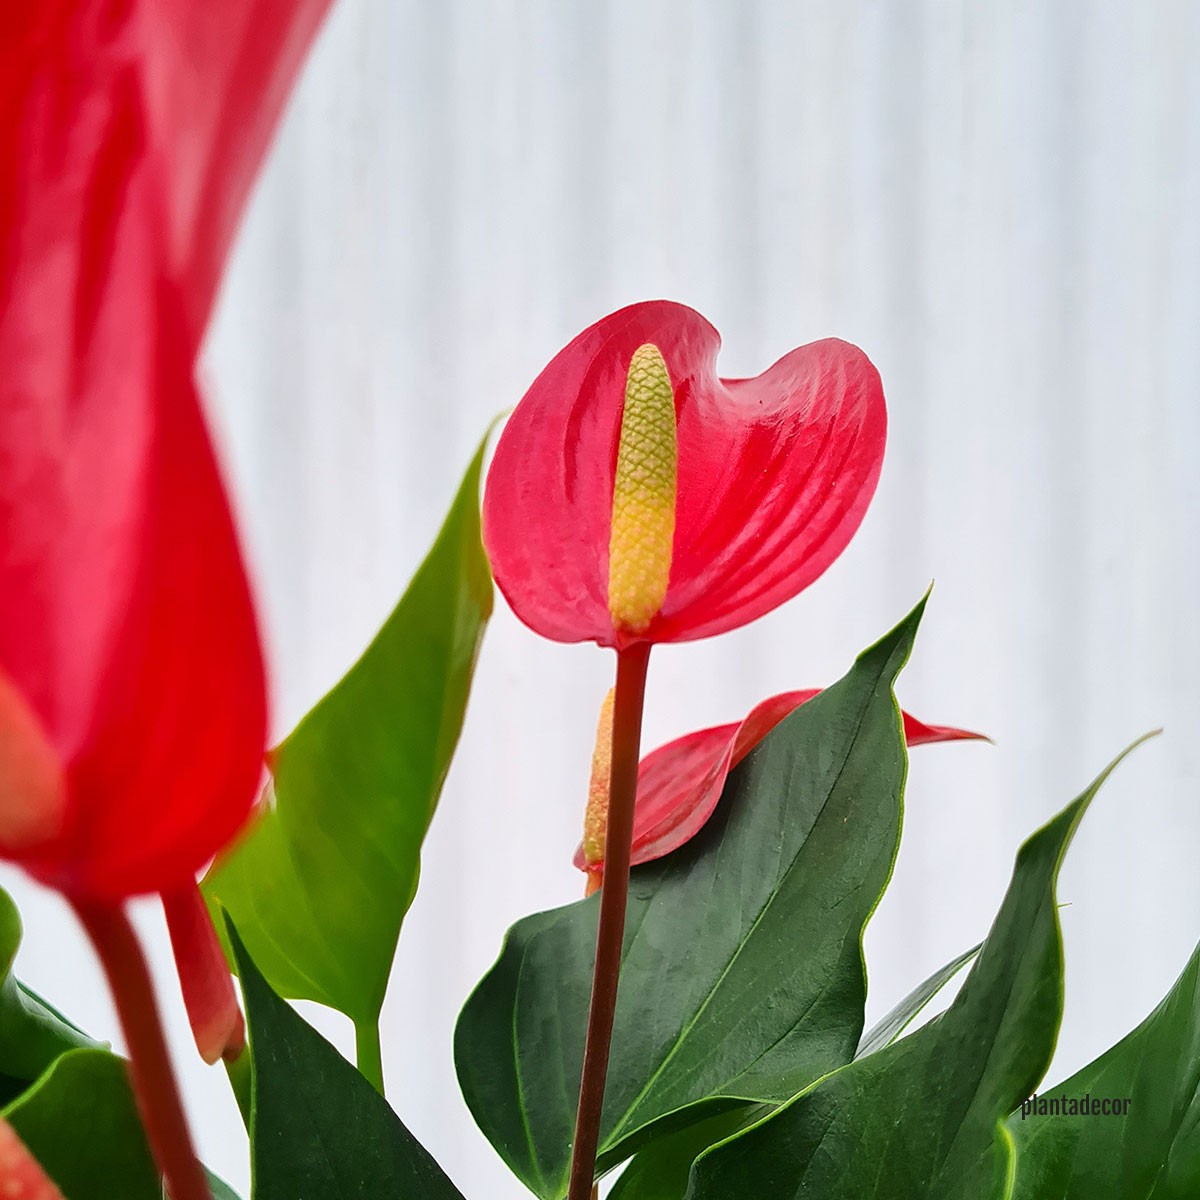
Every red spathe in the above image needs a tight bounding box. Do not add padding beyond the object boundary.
[0,0,330,897]
[576,689,987,874]
[483,301,888,649]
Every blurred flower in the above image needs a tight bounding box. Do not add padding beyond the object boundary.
[578,689,987,879]
[0,1121,65,1200]
[483,300,887,649]
[0,0,329,898]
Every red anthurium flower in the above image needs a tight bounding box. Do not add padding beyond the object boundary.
[490,303,889,1197]
[0,0,329,897]
[483,301,886,649]
[135,1,332,332]
[1,6,327,1195]
[577,689,988,879]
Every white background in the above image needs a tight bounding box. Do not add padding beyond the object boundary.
[3,2,1199,1196]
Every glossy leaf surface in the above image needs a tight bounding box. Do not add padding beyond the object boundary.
[609,1109,763,1200]
[1009,941,1200,1199]
[854,940,980,1060]
[686,741,1150,1200]
[205,441,492,1030]
[611,941,980,1200]
[456,601,925,1198]
[231,922,464,1199]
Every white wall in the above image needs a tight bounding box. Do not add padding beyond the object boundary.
[3,2,1199,1195]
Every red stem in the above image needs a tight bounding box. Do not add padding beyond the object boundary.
[567,642,651,1200]
[71,898,211,1200]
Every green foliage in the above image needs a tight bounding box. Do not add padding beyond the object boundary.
[854,941,980,1060]
[230,920,464,1199]
[683,739,1152,1200]
[2,886,243,1198]
[1009,941,1200,1198]
[205,1172,244,1200]
[611,942,981,1200]
[609,1110,763,1200]
[2,1049,158,1200]
[455,601,926,1198]
[0,887,98,1107]
[204,438,494,1062]
[1,573,1190,1200]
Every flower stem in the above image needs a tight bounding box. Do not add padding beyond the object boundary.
[71,899,211,1200]
[355,1019,385,1095]
[567,642,651,1200]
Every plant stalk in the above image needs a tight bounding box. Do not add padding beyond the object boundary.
[355,1019,385,1095]
[566,642,651,1200]
[72,898,211,1200]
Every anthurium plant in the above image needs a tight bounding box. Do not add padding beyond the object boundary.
[0,6,1188,1200]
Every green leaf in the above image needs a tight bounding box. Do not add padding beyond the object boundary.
[855,941,980,1060]
[609,1109,765,1200]
[2,1049,158,1200]
[455,599,927,1199]
[685,737,1154,1200]
[204,1172,244,1200]
[0,887,99,1106]
[1008,940,1200,1199]
[204,437,494,1044]
[229,919,464,1200]
[610,940,981,1199]
[2,888,237,1197]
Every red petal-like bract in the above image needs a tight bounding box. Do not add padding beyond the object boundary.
[484,301,887,647]
[163,885,245,1065]
[0,1,328,898]
[135,0,331,330]
[575,690,987,874]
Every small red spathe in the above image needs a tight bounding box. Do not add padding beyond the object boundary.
[576,690,987,875]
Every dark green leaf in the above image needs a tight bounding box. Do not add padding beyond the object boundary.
[609,1109,765,1200]
[2,1048,158,1200]
[685,738,1153,1200]
[855,941,981,1060]
[1009,940,1200,1199]
[455,600,927,1198]
[0,887,99,1106]
[611,938,981,1198]
[229,919,464,1200]
[204,437,493,1040]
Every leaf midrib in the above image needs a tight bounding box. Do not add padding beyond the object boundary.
[603,668,884,1150]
